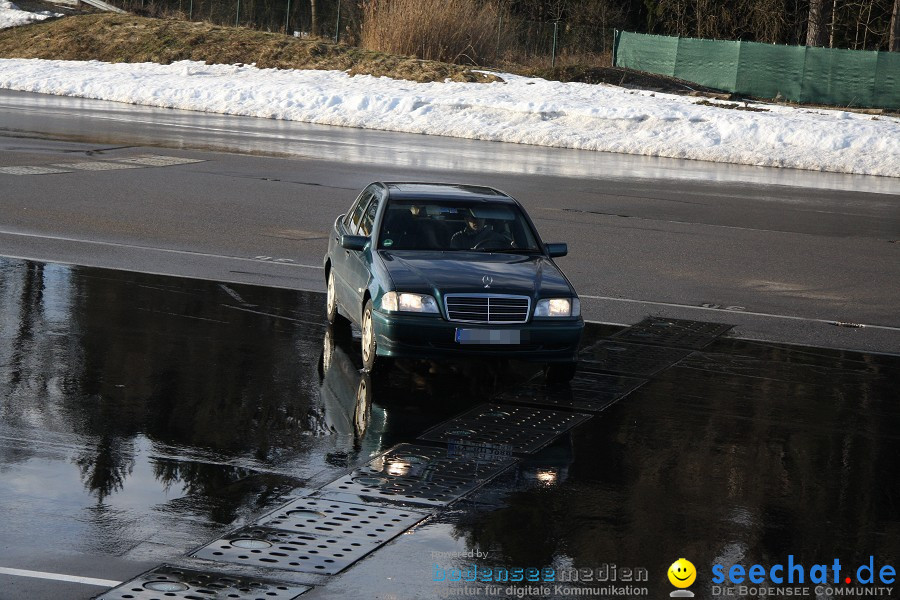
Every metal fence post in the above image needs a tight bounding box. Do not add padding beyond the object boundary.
[188,0,192,19]
[334,1,341,43]
[552,21,559,67]
[235,0,240,27]
[612,29,619,66]
[285,0,291,34]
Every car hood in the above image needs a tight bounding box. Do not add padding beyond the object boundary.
[379,251,575,298]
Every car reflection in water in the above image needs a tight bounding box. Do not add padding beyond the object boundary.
[317,322,577,500]
[318,324,385,458]
[315,321,493,458]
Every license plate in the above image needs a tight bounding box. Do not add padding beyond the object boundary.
[455,328,521,345]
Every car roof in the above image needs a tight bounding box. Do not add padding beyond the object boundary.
[382,182,515,203]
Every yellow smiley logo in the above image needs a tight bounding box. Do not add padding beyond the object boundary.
[668,558,697,588]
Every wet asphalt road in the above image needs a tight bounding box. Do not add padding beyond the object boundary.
[0,90,899,354]
[1,257,898,600]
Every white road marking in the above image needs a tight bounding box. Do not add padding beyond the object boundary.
[0,229,324,269]
[110,154,205,166]
[579,293,900,332]
[52,161,142,171]
[221,303,326,326]
[0,155,203,176]
[0,567,121,588]
[219,283,249,304]
[0,165,72,175]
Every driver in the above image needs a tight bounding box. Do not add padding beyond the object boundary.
[450,212,504,249]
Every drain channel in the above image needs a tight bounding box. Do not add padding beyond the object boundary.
[191,525,381,575]
[314,443,517,507]
[418,403,592,454]
[258,497,430,540]
[96,564,310,600]
[611,317,734,349]
[579,340,693,376]
[499,371,647,412]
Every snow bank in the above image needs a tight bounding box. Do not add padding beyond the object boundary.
[0,58,897,177]
[0,1,61,29]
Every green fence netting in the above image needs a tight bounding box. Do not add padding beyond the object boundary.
[675,37,740,92]
[736,42,806,101]
[614,30,678,76]
[613,30,900,109]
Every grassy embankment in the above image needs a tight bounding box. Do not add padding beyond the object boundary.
[0,13,498,83]
[0,12,713,93]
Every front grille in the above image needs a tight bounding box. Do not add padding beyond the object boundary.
[444,294,530,324]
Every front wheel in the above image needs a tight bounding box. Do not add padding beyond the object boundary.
[326,269,350,329]
[544,362,577,384]
[361,299,378,372]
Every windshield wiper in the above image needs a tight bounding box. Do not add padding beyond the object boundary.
[476,247,539,254]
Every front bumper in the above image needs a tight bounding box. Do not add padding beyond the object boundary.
[372,310,583,363]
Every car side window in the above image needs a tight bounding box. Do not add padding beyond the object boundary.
[345,192,373,233]
[359,193,382,236]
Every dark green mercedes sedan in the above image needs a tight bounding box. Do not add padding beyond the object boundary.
[323,182,583,382]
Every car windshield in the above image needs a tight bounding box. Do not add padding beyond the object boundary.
[378,199,542,252]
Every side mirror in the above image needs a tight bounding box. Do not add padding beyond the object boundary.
[341,235,369,251]
[545,243,568,258]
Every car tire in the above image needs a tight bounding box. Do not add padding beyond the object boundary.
[361,299,378,372]
[354,373,372,437]
[326,269,350,329]
[544,362,578,384]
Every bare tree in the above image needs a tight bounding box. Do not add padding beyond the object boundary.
[807,0,827,44]
[742,0,789,43]
[310,0,318,35]
[891,0,900,49]
[829,0,839,46]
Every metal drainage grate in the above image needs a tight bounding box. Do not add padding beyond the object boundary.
[444,403,591,429]
[579,340,692,376]
[318,470,487,508]
[191,525,381,576]
[95,564,310,600]
[569,372,648,397]
[314,444,516,507]
[112,155,206,167]
[496,384,618,411]
[367,443,517,479]
[258,497,429,541]
[418,403,592,454]
[498,373,647,412]
[611,317,734,349]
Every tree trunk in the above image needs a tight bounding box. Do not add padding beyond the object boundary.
[310,0,317,35]
[806,0,826,45]
[828,0,837,47]
[890,0,900,51]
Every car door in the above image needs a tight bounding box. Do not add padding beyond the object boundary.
[333,189,375,318]
[344,187,383,319]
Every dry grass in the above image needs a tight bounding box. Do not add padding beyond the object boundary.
[360,0,512,65]
[0,12,725,98]
[0,13,498,83]
[495,51,614,75]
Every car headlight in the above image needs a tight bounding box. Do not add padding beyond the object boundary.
[381,292,440,314]
[534,297,580,317]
